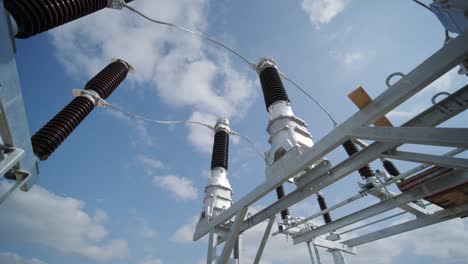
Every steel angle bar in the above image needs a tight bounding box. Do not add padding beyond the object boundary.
[382,151,468,170]
[339,211,408,236]
[253,216,275,264]
[0,147,24,176]
[0,171,30,205]
[207,232,218,264]
[313,237,356,255]
[348,127,468,148]
[218,207,248,264]
[292,169,468,244]
[343,204,468,247]
[306,242,316,264]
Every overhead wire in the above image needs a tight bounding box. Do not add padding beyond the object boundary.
[105,101,215,130]
[103,100,266,160]
[123,3,339,127]
[281,75,339,127]
[230,131,266,160]
[123,4,257,69]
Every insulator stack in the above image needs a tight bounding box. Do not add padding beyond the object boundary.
[342,139,375,179]
[4,0,134,39]
[258,66,290,110]
[84,59,131,99]
[382,159,400,177]
[275,185,290,220]
[211,130,229,170]
[31,60,131,160]
[317,192,332,224]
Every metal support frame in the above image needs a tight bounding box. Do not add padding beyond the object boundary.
[306,242,316,264]
[382,151,468,170]
[0,0,39,193]
[348,127,468,148]
[343,204,468,247]
[253,216,275,264]
[218,207,248,264]
[207,231,218,264]
[195,29,468,264]
[292,169,468,244]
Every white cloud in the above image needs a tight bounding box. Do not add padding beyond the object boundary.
[301,0,350,28]
[152,175,198,201]
[328,49,370,67]
[136,217,158,239]
[49,0,255,154]
[94,208,109,223]
[137,154,165,175]
[0,252,47,264]
[187,111,216,153]
[138,257,164,264]
[171,216,199,243]
[0,183,128,262]
[344,51,364,65]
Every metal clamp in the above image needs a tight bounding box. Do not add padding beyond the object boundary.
[386,72,406,88]
[72,89,106,107]
[107,0,127,9]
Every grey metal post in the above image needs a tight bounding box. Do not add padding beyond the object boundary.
[330,249,347,264]
[306,242,316,264]
[207,231,218,264]
[253,216,275,264]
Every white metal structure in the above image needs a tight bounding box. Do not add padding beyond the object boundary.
[194,28,468,263]
[0,0,39,205]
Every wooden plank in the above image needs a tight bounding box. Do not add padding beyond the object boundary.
[348,87,393,127]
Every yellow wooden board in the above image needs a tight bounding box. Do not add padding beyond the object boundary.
[348,87,393,127]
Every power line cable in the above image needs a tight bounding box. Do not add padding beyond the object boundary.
[105,101,215,130]
[230,131,266,160]
[103,100,265,160]
[123,3,339,127]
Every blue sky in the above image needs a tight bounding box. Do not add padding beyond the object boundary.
[1,0,468,263]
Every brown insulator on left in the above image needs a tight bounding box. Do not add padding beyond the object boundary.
[31,60,132,160]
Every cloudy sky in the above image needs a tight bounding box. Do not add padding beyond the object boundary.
[1,0,468,263]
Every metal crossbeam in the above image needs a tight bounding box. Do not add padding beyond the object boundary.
[292,169,468,244]
[348,127,468,148]
[382,151,468,170]
[343,204,468,247]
